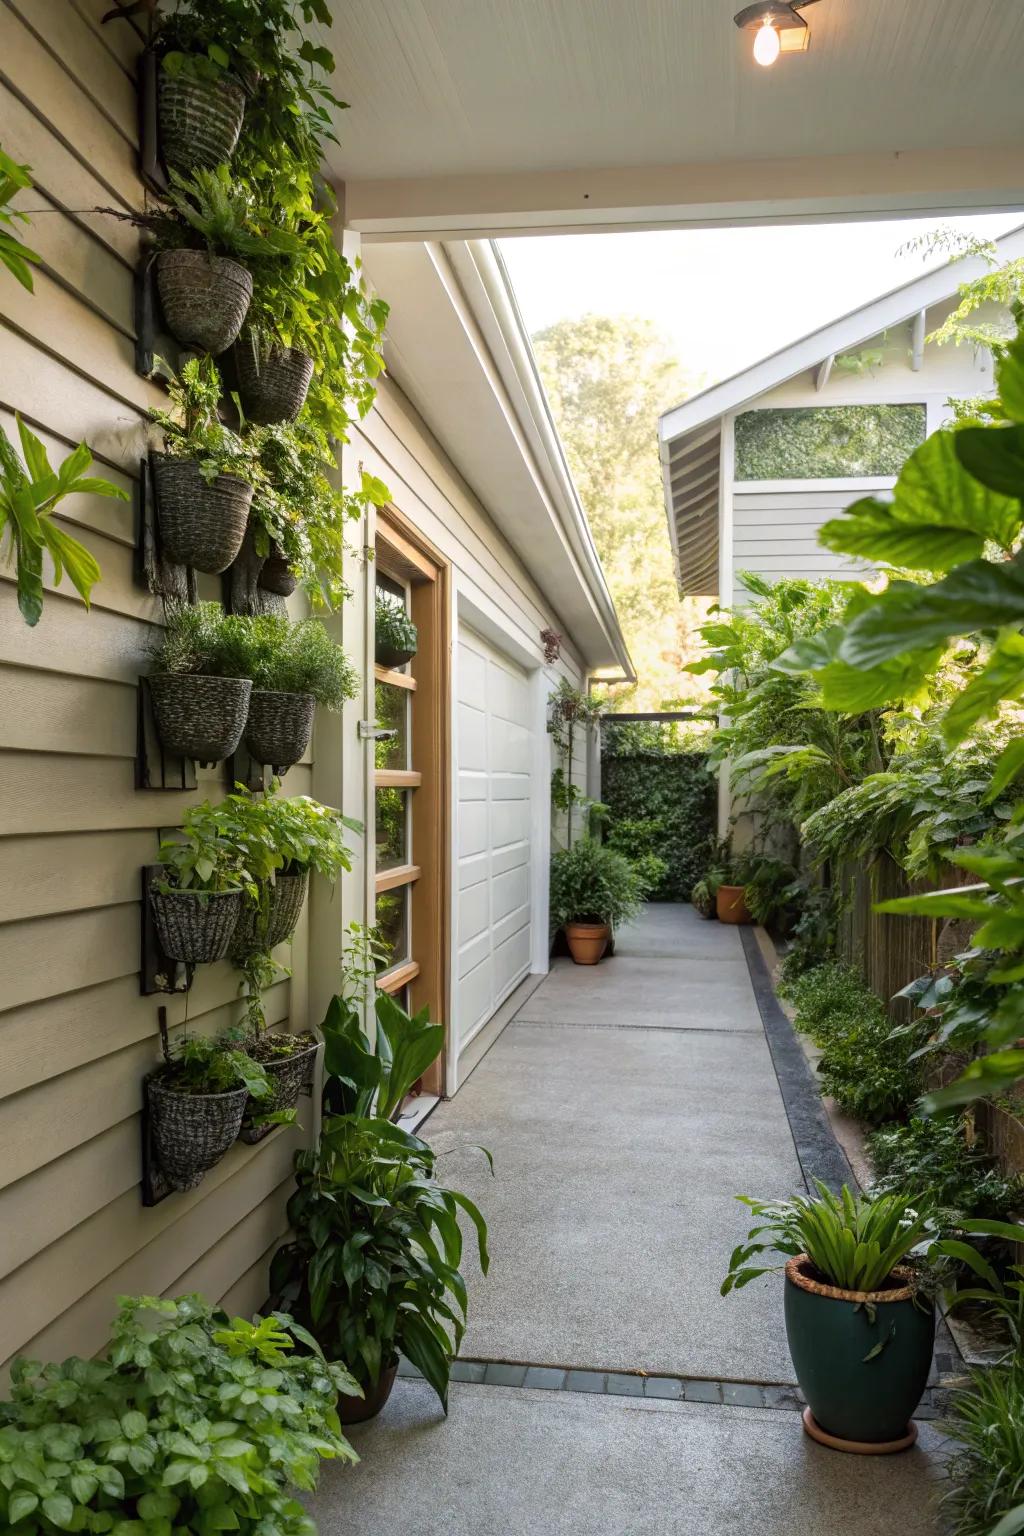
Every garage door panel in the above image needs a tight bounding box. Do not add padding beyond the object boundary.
[456,622,535,1073]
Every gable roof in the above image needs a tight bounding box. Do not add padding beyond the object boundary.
[659,224,1024,597]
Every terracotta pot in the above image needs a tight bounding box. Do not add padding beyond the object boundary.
[338,1361,398,1424]
[715,884,751,924]
[564,921,609,965]
[785,1256,934,1453]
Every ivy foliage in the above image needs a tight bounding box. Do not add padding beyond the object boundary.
[600,719,715,900]
[734,404,926,481]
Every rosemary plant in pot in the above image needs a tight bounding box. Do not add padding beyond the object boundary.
[147,1031,269,1190]
[549,837,646,965]
[149,795,253,963]
[148,356,256,573]
[233,614,359,773]
[375,591,418,668]
[271,941,490,1420]
[723,1182,937,1452]
[145,600,253,764]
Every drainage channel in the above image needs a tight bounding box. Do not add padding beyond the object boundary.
[397,1358,953,1418]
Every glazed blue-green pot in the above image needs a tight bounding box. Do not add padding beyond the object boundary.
[784,1256,935,1446]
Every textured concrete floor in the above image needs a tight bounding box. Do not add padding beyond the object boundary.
[314,906,944,1533]
[311,1381,947,1536]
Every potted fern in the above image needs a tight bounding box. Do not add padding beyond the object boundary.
[148,356,255,573]
[375,592,418,668]
[149,796,254,964]
[147,1032,270,1191]
[723,1183,937,1452]
[549,838,646,965]
[145,601,253,765]
[232,615,359,773]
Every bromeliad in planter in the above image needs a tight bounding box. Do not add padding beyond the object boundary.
[375,592,418,668]
[0,1294,360,1535]
[231,613,359,773]
[147,1031,269,1189]
[148,355,257,573]
[722,1182,938,1453]
[145,599,254,764]
[271,945,490,1420]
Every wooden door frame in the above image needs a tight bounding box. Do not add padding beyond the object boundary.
[374,505,451,1096]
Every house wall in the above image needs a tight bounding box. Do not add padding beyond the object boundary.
[0,3,355,1378]
[728,300,995,601]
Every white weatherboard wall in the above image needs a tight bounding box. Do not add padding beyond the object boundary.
[455,622,533,1063]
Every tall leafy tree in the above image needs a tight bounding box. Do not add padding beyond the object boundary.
[532,314,709,709]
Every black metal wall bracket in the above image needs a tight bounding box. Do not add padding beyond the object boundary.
[140,866,195,996]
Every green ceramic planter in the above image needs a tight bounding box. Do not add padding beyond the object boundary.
[784,1256,934,1449]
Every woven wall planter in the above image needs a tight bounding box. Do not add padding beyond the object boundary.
[229,868,309,959]
[147,1076,248,1191]
[234,339,315,425]
[258,543,297,596]
[149,672,252,764]
[156,248,253,355]
[375,639,417,669]
[150,887,242,964]
[151,454,253,574]
[244,690,315,773]
[158,67,246,175]
[239,1033,318,1144]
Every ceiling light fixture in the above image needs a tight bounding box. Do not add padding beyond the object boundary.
[734,1,819,65]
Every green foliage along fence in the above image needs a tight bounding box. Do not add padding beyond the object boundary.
[600,718,716,901]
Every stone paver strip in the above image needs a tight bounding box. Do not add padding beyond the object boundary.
[523,1366,567,1390]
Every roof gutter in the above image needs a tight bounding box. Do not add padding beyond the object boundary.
[461,240,635,683]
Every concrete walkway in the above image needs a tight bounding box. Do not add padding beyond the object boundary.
[312,905,947,1534]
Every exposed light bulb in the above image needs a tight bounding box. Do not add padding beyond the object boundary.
[753,16,781,65]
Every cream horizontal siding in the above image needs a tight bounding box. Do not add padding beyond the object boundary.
[0,2,312,1376]
[732,484,873,596]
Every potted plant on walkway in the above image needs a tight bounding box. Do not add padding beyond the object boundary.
[375,592,418,668]
[148,356,256,573]
[549,837,646,964]
[271,939,490,1419]
[146,600,253,764]
[722,1181,937,1452]
[234,614,359,773]
[0,1294,360,1534]
[150,795,253,963]
[147,1031,270,1190]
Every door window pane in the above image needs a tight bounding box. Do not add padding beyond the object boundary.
[375,885,409,969]
[375,787,408,870]
[374,681,409,771]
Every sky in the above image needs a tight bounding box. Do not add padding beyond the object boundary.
[500,214,1022,396]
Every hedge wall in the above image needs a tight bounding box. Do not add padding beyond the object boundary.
[601,721,716,901]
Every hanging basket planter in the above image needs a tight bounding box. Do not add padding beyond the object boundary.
[230,867,309,959]
[150,887,243,964]
[234,338,315,425]
[258,543,297,597]
[151,453,253,574]
[148,673,252,765]
[147,1075,248,1191]
[375,639,417,669]
[239,1032,319,1144]
[155,248,253,356]
[158,67,246,175]
[244,690,315,774]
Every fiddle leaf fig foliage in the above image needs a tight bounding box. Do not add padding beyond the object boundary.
[0,1293,359,1536]
[0,417,126,626]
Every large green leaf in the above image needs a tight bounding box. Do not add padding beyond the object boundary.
[997,334,1024,424]
[838,561,1024,669]
[942,632,1024,741]
[956,423,1024,499]
[819,430,1022,569]
[399,1311,451,1412]
[375,992,443,1120]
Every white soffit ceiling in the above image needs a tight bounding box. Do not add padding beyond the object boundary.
[320,0,1024,184]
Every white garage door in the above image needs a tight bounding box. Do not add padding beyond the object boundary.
[455,623,534,1063]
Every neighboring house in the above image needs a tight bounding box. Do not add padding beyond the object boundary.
[0,15,629,1374]
[659,227,1024,608]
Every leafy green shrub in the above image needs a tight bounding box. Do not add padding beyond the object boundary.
[0,1294,358,1536]
[779,883,840,981]
[600,738,715,901]
[146,600,252,678]
[155,1032,270,1099]
[227,615,358,707]
[781,961,923,1122]
[868,1114,1024,1231]
[549,837,647,929]
[375,593,418,656]
[945,1363,1024,1536]
[150,355,257,483]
